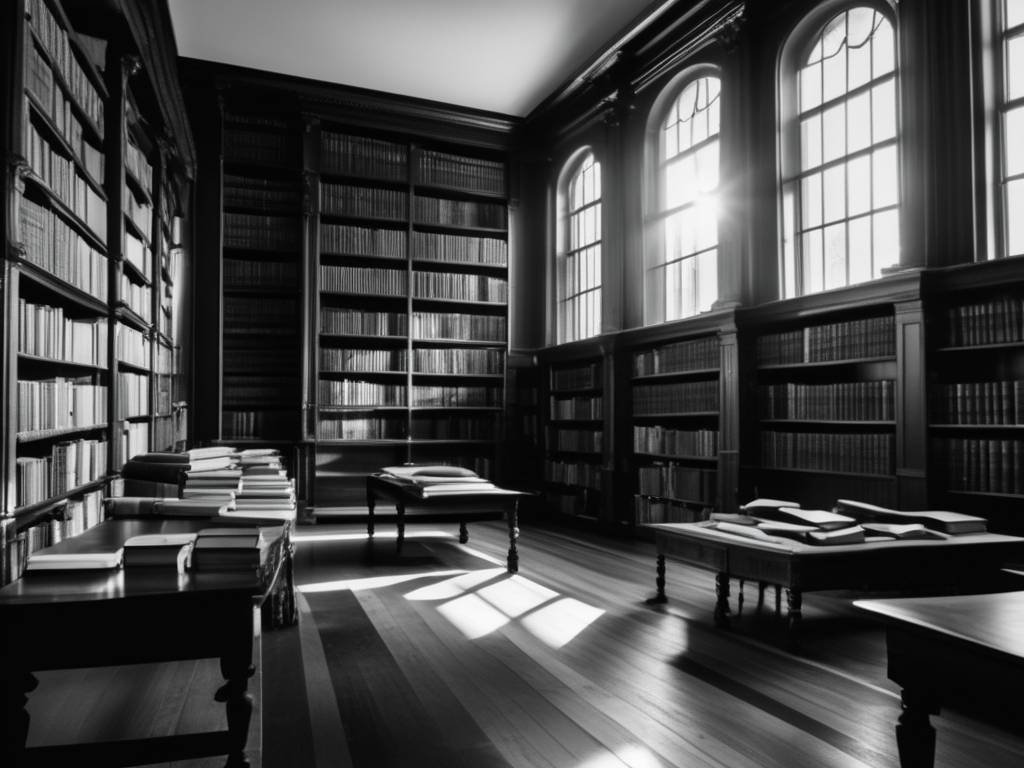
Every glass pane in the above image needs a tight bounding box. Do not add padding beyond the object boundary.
[593,162,602,200]
[696,141,720,193]
[583,207,595,245]
[595,204,602,244]
[708,93,721,136]
[824,221,847,289]
[873,145,899,208]
[1006,0,1024,30]
[696,248,718,312]
[1007,178,1024,256]
[587,246,601,290]
[822,34,848,102]
[802,229,824,294]
[570,176,582,210]
[847,7,878,48]
[1006,107,1024,177]
[821,13,847,60]
[822,103,846,162]
[800,62,822,111]
[873,209,900,275]
[691,102,708,147]
[848,214,873,284]
[666,210,696,260]
[782,186,796,298]
[823,164,846,223]
[680,256,697,318]
[872,17,896,77]
[664,261,681,321]
[664,124,679,160]
[848,155,872,216]
[847,91,872,153]
[801,114,822,168]
[847,12,875,90]
[665,154,697,208]
[802,172,823,228]
[871,79,898,142]
[1008,35,1024,101]
[695,199,718,251]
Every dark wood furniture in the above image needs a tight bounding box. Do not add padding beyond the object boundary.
[855,591,1024,768]
[365,473,523,572]
[0,518,288,768]
[648,521,1024,646]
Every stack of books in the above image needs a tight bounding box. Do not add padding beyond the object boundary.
[378,464,501,497]
[225,449,297,521]
[120,446,238,496]
[191,525,284,571]
[710,498,867,545]
[122,532,197,573]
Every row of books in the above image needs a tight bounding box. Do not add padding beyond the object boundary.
[413,197,507,229]
[318,415,404,440]
[318,380,406,406]
[942,438,1024,495]
[24,45,104,180]
[321,182,407,220]
[18,298,108,366]
[550,395,602,421]
[26,0,105,132]
[119,273,152,321]
[152,412,181,452]
[117,421,149,469]
[413,231,507,266]
[637,463,716,504]
[224,297,298,329]
[223,212,300,251]
[321,223,406,258]
[411,311,506,342]
[320,348,407,373]
[123,181,153,242]
[634,496,707,525]
[116,322,150,369]
[320,308,407,336]
[116,371,149,419]
[758,380,895,421]
[124,136,153,193]
[18,197,109,299]
[222,409,294,440]
[413,347,504,374]
[153,374,173,415]
[3,490,103,583]
[633,336,719,377]
[632,380,719,415]
[759,430,893,475]
[24,121,107,240]
[551,363,601,391]
[756,315,896,365]
[223,128,297,167]
[417,149,505,196]
[321,132,407,181]
[938,380,1024,424]
[17,378,106,434]
[547,427,603,453]
[124,228,151,280]
[413,385,501,407]
[545,459,602,489]
[154,344,177,376]
[946,297,1024,346]
[224,174,298,210]
[320,265,406,296]
[633,426,718,458]
[16,437,107,507]
[224,257,297,287]
[412,272,507,303]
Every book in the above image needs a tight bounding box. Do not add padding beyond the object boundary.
[861,522,948,540]
[835,499,988,534]
[122,533,197,572]
[805,526,866,545]
[760,507,858,531]
[739,498,801,514]
[381,464,480,479]
[191,525,283,570]
[25,548,123,572]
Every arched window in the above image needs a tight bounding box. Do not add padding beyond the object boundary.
[998,0,1024,257]
[647,74,720,323]
[780,6,900,297]
[557,152,602,343]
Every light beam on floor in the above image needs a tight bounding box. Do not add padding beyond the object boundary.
[298,569,467,593]
[521,597,605,648]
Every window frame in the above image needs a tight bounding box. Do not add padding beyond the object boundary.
[555,149,603,344]
[996,0,1024,258]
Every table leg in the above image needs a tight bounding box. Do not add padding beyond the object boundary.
[896,688,938,768]
[216,658,255,768]
[506,501,520,573]
[0,670,36,768]
[737,579,745,612]
[757,581,766,608]
[459,521,469,544]
[366,486,376,538]
[396,500,406,554]
[648,553,668,604]
[714,572,731,627]
[786,588,803,648]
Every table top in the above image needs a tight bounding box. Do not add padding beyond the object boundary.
[855,591,1024,661]
[0,519,285,606]
[649,521,1024,557]
[368,473,526,498]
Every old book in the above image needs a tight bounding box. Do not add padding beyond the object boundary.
[25,548,123,572]
[835,498,987,534]
[805,525,866,545]
[861,522,947,540]
[122,533,197,572]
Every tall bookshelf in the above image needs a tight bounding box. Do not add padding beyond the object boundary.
[1,0,193,582]
[313,128,510,509]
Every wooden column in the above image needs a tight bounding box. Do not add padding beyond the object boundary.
[894,299,927,509]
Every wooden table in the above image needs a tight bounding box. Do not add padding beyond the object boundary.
[855,591,1024,768]
[648,522,1024,646]
[365,473,524,573]
[0,518,289,768]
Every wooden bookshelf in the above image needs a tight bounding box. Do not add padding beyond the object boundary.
[1,0,194,582]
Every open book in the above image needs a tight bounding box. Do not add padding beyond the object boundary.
[861,522,948,540]
[835,499,987,534]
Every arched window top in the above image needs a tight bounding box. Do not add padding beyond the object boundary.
[569,152,601,212]
[557,150,602,343]
[662,75,721,160]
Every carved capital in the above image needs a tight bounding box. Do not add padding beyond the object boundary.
[715,11,746,52]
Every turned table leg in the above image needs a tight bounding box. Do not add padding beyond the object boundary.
[0,669,37,768]
[217,656,255,768]
[459,521,469,544]
[714,572,732,627]
[395,501,406,554]
[896,688,938,768]
[786,588,803,648]
[366,486,376,538]
[506,501,520,573]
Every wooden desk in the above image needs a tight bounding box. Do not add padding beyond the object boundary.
[0,518,288,768]
[649,522,1024,646]
[365,473,523,573]
[855,591,1024,768]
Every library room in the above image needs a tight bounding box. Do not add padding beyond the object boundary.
[3,0,1024,766]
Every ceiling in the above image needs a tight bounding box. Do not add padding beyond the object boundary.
[167,0,670,118]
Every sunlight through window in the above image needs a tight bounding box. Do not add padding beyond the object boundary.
[437,592,511,639]
[298,569,467,593]
[404,568,505,600]
[575,744,665,768]
[521,597,605,649]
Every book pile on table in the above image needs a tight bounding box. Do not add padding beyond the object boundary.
[378,464,507,497]
[226,449,296,521]
[190,525,284,571]
[120,446,238,497]
[121,532,198,573]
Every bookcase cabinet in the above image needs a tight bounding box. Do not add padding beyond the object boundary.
[2,0,194,582]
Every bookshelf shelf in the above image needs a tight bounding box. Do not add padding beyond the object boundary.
[747,466,897,480]
[16,424,107,443]
[20,172,106,250]
[929,423,1024,431]
[632,367,719,383]
[16,352,106,371]
[760,419,897,427]
[756,356,896,371]
[25,96,105,196]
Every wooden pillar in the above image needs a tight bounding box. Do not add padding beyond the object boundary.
[894,299,927,509]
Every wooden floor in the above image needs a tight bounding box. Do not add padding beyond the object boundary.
[22,518,1024,768]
